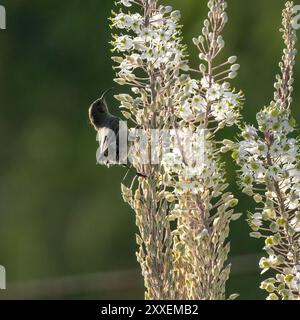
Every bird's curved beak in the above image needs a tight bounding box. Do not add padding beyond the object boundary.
[100,87,114,100]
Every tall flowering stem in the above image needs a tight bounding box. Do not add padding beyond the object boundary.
[167,0,243,299]
[233,1,300,300]
[111,0,188,299]
[109,0,242,300]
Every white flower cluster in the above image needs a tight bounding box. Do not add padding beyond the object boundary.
[233,1,300,300]
[161,131,220,196]
[111,0,192,300]
[236,105,299,201]
[97,0,300,301]
[111,4,187,100]
[176,80,242,127]
[109,0,243,300]
[260,265,300,300]
[235,105,300,299]
[165,0,242,300]
[209,84,242,126]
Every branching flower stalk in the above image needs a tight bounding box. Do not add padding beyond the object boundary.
[111,0,188,299]
[166,0,243,299]
[108,0,243,300]
[232,1,300,300]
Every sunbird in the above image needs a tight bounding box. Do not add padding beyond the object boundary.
[89,88,147,178]
[89,88,121,164]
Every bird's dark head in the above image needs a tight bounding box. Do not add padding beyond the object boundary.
[88,88,113,130]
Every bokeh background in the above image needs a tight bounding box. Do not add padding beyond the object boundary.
[0,0,299,300]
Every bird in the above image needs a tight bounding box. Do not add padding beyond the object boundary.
[89,88,121,166]
[88,89,148,178]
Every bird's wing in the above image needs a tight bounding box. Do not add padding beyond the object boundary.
[97,118,120,166]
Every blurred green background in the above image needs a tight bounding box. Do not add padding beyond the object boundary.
[0,0,299,300]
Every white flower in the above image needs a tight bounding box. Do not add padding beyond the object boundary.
[291,272,300,293]
[200,76,211,89]
[267,165,282,181]
[139,27,153,40]
[252,219,263,228]
[206,84,223,101]
[191,95,206,112]
[120,0,133,7]
[184,78,199,94]
[115,35,134,51]
[242,125,258,139]
[290,217,300,232]
[253,212,262,220]
[179,102,194,122]
[211,100,237,125]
